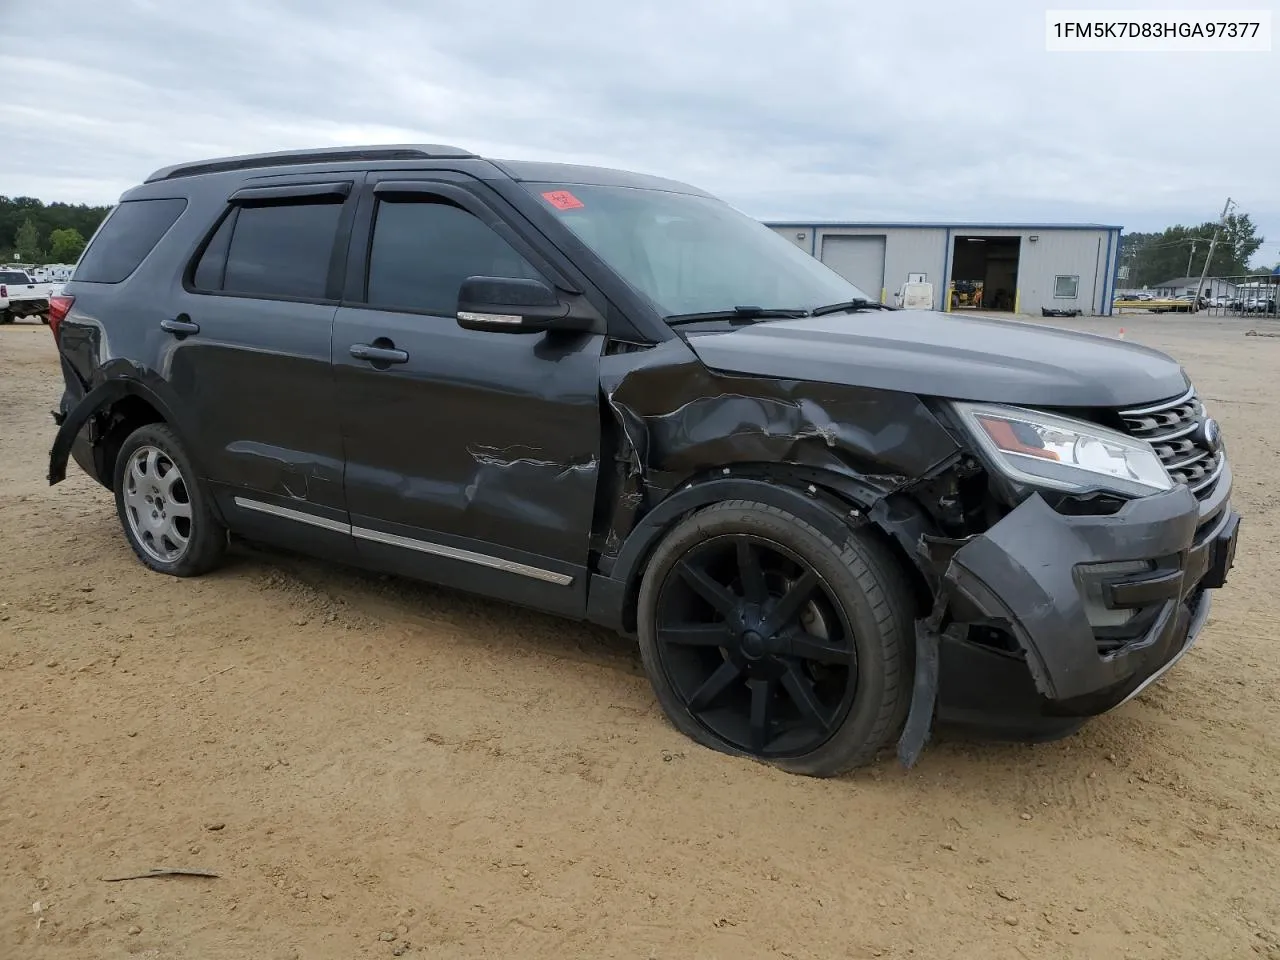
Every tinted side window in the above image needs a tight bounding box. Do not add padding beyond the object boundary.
[366,199,542,315]
[74,198,187,283]
[194,199,342,300]
[191,210,236,291]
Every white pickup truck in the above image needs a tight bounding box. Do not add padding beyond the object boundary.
[0,268,56,324]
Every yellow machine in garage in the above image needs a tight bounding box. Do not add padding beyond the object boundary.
[947,280,983,310]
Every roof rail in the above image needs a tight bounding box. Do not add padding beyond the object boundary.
[144,144,476,183]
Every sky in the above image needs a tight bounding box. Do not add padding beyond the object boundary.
[1,0,1276,267]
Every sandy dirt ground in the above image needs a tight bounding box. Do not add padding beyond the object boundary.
[2,314,1278,960]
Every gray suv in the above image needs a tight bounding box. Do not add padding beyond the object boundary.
[47,145,1240,775]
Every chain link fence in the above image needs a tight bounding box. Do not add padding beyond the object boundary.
[1115,273,1279,317]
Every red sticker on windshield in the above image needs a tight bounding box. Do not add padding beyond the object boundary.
[542,190,584,210]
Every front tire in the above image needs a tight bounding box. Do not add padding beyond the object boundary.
[113,423,226,576]
[637,500,915,777]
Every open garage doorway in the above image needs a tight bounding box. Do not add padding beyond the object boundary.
[950,236,1019,312]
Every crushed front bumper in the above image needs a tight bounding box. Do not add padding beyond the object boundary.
[934,463,1240,737]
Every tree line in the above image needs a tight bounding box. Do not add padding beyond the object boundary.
[1118,212,1273,287]
[0,195,113,265]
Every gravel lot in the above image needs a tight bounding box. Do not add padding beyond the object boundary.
[2,314,1278,959]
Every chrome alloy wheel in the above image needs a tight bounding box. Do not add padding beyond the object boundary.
[121,445,194,564]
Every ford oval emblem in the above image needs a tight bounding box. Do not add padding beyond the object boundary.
[1200,417,1222,452]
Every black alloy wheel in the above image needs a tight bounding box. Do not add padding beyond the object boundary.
[654,533,857,757]
[637,501,914,776]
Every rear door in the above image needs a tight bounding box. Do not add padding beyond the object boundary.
[332,174,605,616]
[165,176,359,559]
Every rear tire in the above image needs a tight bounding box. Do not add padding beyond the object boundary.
[113,423,226,577]
[0,311,13,325]
[637,500,915,777]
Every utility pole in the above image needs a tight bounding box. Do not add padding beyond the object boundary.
[1186,240,1197,278]
[1194,197,1234,309]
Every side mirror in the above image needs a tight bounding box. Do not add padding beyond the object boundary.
[456,276,591,334]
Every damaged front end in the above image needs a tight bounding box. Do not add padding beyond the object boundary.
[593,338,1240,768]
[913,462,1239,760]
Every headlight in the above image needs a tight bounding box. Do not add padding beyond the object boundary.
[952,402,1174,498]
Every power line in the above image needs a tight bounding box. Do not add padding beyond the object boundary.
[1122,235,1216,251]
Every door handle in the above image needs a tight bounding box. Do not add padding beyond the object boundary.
[160,316,200,336]
[350,343,409,364]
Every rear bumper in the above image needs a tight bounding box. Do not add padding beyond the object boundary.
[6,298,49,316]
[934,466,1239,736]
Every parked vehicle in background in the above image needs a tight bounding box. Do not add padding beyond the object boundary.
[46,144,1241,776]
[1145,297,1196,314]
[29,263,77,283]
[894,281,934,309]
[0,268,54,323]
[1245,294,1278,314]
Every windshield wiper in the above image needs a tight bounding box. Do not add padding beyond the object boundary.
[809,298,898,316]
[665,305,811,326]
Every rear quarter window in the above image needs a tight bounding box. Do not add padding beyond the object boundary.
[190,198,344,300]
[74,198,188,283]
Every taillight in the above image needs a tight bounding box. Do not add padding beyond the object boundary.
[48,295,75,339]
[0,285,7,298]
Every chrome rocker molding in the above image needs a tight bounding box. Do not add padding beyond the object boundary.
[233,496,350,534]
[233,496,573,586]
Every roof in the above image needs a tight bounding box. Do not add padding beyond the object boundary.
[764,220,1123,232]
[144,144,478,182]
[141,144,711,197]
[488,159,710,196]
[1150,276,1236,288]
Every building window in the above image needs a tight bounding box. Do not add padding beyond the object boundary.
[1054,275,1080,299]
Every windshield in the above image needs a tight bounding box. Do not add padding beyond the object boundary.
[525,183,872,318]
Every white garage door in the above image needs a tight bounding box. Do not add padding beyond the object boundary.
[820,235,887,301]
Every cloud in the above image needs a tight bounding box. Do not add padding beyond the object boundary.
[1,0,1275,264]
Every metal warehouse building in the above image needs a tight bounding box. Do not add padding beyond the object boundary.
[766,221,1122,317]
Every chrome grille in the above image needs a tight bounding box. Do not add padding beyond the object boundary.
[1117,388,1223,499]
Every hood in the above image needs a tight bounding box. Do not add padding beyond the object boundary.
[686,311,1189,408]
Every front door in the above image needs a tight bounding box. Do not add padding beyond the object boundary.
[167,177,359,559]
[332,176,604,616]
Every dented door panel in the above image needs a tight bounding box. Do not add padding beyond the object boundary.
[334,305,606,572]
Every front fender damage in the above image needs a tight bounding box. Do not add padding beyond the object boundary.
[597,338,969,766]
[597,338,962,559]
